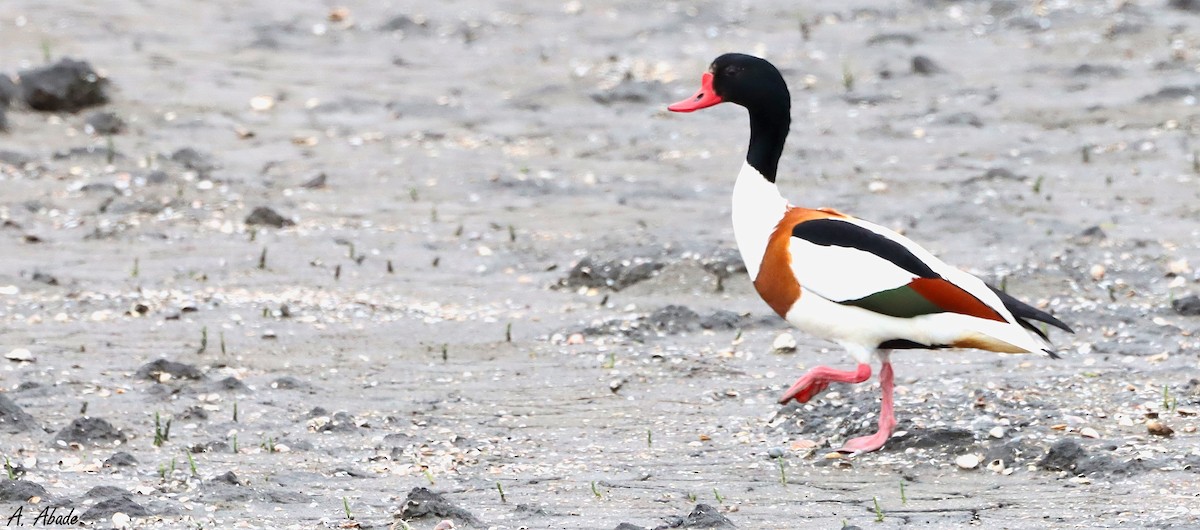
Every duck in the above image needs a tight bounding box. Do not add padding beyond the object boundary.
[667,53,1072,454]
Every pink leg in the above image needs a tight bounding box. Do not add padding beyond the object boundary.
[836,361,897,454]
[778,363,872,404]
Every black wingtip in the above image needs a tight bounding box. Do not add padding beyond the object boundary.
[987,283,1074,334]
[1042,348,1062,360]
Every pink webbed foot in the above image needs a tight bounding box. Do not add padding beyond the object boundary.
[835,361,897,455]
[778,363,871,404]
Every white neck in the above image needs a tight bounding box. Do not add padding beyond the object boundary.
[731,162,789,279]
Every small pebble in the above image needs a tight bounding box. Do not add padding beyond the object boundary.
[767,447,785,458]
[1147,420,1174,437]
[1079,427,1100,439]
[955,454,980,469]
[250,95,275,111]
[112,513,132,530]
[988,426,1005,439]
[772,333,797,353]
[1089,264,1106,280]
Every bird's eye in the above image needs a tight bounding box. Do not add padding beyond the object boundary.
[724,65,741,77]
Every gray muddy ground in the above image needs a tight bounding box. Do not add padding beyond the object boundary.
[1,0,1199,528]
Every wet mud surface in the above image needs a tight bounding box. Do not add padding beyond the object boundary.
[1,0,1199,528]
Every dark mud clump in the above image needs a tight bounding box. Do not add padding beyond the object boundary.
[985,437,1035,469]
[1171,294,1200,316]
[83,485,130,499]
[0,393,40,433]
[135,359,204,381]
[18,58,110,112]
[84,110,125,135]
[581,305,763,341]
[1038,439,1152,477]
[562,256,665,291]
[54,417,127,446]
[398,487,484,528]
[104,452,138,467]
[911,55,944,75]
[700,248,747,291]
[889,428,975,450]
[0,73,17,107]
[81,494,150,520]
[170,147,219,175]
[0,480,47,502]
[643,504,737,529]
[245,206,296,228]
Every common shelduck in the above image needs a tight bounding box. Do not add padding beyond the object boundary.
[668,53,1072,454]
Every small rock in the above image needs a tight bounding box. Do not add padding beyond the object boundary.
[1171,295,1200,316]
[84,111,125,135]
[245,206,295,228]
[767,447,785,458]
[1147,420,1174,437]
[615,524,648,530]
[956,454,980,469]
[911,55,944,75]
[1079,427,1100,439]
[988,426,1006,439]
[18,58,110,112]
[1089,264,1106,281]
[300,172,327,189]
[772,333,797,353]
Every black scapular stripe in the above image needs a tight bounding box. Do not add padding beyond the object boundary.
[878,339,949,350]
[791,219,939,279]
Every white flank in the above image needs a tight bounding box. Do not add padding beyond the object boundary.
[788,236,915,302]
[731,162,788,279]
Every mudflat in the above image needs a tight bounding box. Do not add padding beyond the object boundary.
[1,1,1198,528]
